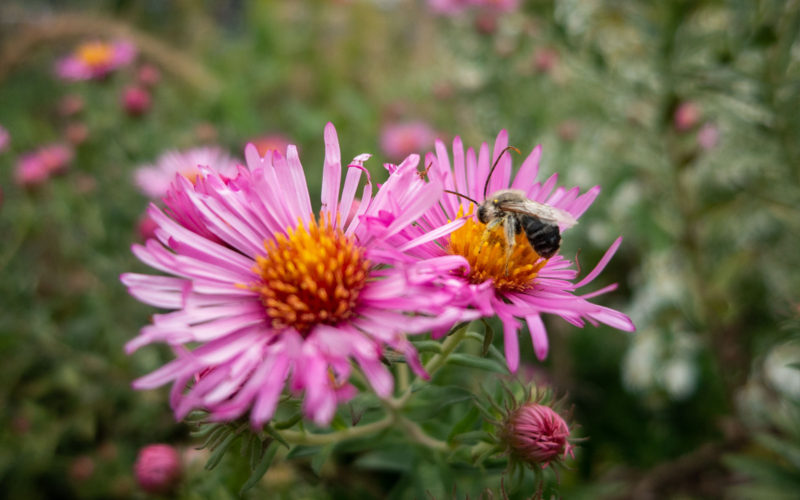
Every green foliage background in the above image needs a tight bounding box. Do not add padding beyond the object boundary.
[1,0,799,498]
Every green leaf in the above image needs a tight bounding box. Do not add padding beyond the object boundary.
[286,445,322,460]
[204,431,239,471]
[410,340,443,354]
[311,443,335,476]
[481,321,494,357]
[272,413,302,430]
[755,433,800,470]
[447,406,481,444]
[446,353,509,374]
[263,423,290,449]
[239,441,279,495]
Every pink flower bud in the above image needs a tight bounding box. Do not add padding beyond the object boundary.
[58,95,85,117]
[137,64,161,87]
[0,124,11,153]
[69,455,95,482]
[122,86,152,117]
[502,403,574,468]
[65,122,89,145]
[697,122,720,150]
[134,444,181,494]
[673,101,701,132]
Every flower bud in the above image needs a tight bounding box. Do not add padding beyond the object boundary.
[122,86,152,117]
[137,64,161,87]
[673,101,700,132]
[502,403,574,468]
[134,444,181,494]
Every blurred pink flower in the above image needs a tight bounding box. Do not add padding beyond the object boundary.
[134,444,181,494]
[58,94,85,117]
[473,0,519,13]
[137,64,161,87]
[134,147,241,199]
[502,403,574,468]
[122,124,467,426]
[249,133,291,157]
[385,131,634,372]
[534,47,559,74]
[65,122,89,145]
[428,0,471,15]
[14,144,73,187]
[69,455,95,483]
[380,121,437,161]
[674,101,701,132]
[122,86,152,116]
[55,40,136,81]
[0,125,9,153]
[697,122,720,150]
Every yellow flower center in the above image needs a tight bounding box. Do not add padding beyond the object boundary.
[249,214,369,335]
[76,42,114,68]
[448,207,546,293]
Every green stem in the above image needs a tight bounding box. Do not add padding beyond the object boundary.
[396,416,449,452]
[280,415,394,446]
[422,323,469,378]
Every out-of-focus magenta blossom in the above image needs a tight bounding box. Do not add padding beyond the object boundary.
[122,86,152,117]
[534,47,559,74]
[384,131,635,372]
[674,101,701,132]
[249,133,291,157]
[429,0,517,15]
[380,121,437,161]
[137,64,161,87]
[69,455,95,482]
[65,122,89,146]
[698,123,720,150]
[134,147,241,199]
[502,403,574,468]
[121,123,470,426]
[55,40,136,81]
[134,444,181,494]
[58,94,85,116]
[473,0,519,13]
[14,144,73,187]
[428,0,471,15]
[0,125,9,153]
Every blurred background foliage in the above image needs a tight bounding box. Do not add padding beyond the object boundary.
[1,0,799,498]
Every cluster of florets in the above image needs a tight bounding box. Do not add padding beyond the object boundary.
[122,123,632,430]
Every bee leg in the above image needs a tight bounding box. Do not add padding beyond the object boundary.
[480,218,504,247]
[503,216,518,276]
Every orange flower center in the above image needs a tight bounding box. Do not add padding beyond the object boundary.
[249,214,369,335]
[76,42,114,68]
[447,207,546,293]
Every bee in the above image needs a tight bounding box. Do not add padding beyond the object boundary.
[477,188,577,261]
[444,146,577,268]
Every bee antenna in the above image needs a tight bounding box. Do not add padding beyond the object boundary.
[444,189,479,206]
[483,146,521,198]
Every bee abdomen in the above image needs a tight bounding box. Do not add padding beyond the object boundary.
[520,215,561,259]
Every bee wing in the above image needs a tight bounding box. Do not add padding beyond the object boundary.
[497,199,578,228]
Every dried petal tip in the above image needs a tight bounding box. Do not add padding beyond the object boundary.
[501,403,574,469]
[134,444,181,494]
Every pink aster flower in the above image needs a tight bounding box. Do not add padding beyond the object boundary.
[382,131,635,372]
[134,147,241,199]
[472,0,519,13]
[0,125,10,153]
[122,123,469,426]
[134,444,181,494]
[428,0,471,15]
[380,121,437,161]
[55,40,136,81]
[14,144,73,187]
